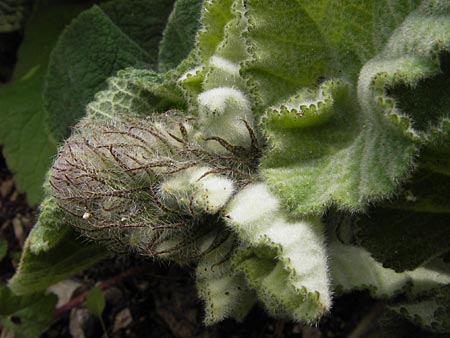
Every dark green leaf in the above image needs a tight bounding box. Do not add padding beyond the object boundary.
[388,51,450,134]
[9,225,108,295]
[158,0,203,72]
[0,283,57,338]
[44,0,175,141]
[387,284,450,334]
[9,194,108,295]
[355,208,450,272]
[0,1,90,205]
[11,1,90,81]
[382,169,450,213]
[352,168,450,272]
[101,0,175,59]
[378,310,449,338]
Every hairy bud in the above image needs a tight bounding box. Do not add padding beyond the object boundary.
[49,112,261,261]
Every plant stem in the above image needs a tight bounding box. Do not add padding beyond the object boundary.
[54,266,147,318]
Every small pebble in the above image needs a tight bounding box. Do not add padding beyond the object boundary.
[113,308,133,332]
[12,217,24,248]
[0,179,14,198]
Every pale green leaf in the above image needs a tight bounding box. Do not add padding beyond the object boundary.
[329,243,450,298]
[242,0,422,110]
[86,67,186,120]
[256,1,449,215]
[196,233,256,325]
[85,286,106,319]
[225,183,331,322]
[176,0,238,112]
[196,0,234,62]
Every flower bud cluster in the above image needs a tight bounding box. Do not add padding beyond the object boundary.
[49,112,260,260]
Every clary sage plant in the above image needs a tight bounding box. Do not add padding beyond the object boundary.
[5,0,450,333]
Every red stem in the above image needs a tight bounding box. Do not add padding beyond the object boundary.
[54,266,147,318]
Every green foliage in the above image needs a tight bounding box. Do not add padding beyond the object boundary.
[1,0,449,336]
[0,283,57,338]
[44,0,176,141]
[85,286,108,336]
[8,225,107,295]
[86,286,106,318]
[256,0,449,215]
[355,207,450,272]
[158,0,203,72]
[8,192,108,295]
[388,284,450,334]
[2,0,199,298]
[86,67,186,119]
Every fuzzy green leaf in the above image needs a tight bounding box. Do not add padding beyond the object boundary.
[9,226,107,295]
[329,243,450,298]
[175,0,239,112]
[225,183,331,322]
[255,1,450,215]
[0,70,57,206]
[9,192,108,295]
[44,0,175,141]
[196,233,256,325]
[196,0,235,63]
[86,67,186,120]
[9,230,107,295]
[100,0,175,57]
[242,0,422,109]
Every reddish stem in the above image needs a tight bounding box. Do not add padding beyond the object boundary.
[54,266,147,318]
